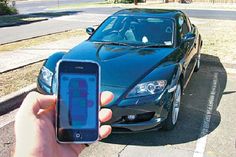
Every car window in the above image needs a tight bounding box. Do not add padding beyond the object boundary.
[186,17,192,31]
[90,16,174,46]
[182,21,189,34]
[178,15,190,38]
[102,17,117,32]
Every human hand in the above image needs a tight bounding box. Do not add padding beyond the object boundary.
[14,91,114,157]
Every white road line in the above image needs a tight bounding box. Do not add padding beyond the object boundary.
[193,73,219,157]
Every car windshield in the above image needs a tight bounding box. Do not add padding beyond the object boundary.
[89,16,174,47]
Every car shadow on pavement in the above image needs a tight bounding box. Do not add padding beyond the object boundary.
[0,11,82,28]
[29,11,82,18]
[102,54,227,146]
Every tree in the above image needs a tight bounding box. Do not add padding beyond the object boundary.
[0,0,17,15]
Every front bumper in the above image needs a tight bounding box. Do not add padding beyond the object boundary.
[107,90,173,132]
[38,75,174,132]
[37,79,51,95]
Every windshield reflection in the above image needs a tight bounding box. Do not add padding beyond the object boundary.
[90,16,174,47]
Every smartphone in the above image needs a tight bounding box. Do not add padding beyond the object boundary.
[56,60,100,143]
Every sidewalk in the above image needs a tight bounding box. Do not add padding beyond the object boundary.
[0,35,87,73]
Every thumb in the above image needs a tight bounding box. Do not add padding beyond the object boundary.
[21,92,56,115]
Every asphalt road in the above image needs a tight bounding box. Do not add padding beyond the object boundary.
[14,0,236,20]
[0,7,236,45]
[13,0,236,20]
[0,57,236,157]
[15,0,103,14]
[15,0,236,21]
[79,7,236,20]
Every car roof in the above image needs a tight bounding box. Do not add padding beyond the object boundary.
[112,8,183,19]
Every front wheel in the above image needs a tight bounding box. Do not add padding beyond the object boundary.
[162,83,182,130]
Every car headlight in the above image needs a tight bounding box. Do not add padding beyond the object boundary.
[51,69,58,94]
[126,80,167,98]
[39,66,53,87]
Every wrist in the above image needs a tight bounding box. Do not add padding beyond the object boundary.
[14,145,38,157]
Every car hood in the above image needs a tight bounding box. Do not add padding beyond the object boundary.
[63,41,177,88]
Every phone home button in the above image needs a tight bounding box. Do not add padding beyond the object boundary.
[75,132,81,139]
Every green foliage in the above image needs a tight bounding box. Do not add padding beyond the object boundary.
[0,0,8,4]
[119,0,134,3]
[0,0,18,15]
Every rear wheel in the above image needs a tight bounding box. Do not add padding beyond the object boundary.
[162,83,182,130]
[194,38,202,72]
[194,52,201,72]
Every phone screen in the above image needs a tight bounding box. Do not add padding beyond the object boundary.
[60,73,97,128]
[57,60,99,143]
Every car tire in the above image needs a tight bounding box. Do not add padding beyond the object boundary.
[194,52,201,72]
[194,38,201,72]
[162,83,182,130]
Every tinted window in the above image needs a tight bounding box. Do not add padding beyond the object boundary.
[178,15,190,38]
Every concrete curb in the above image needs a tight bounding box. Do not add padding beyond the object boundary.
[0,59,45,74]
[0,83,36,115]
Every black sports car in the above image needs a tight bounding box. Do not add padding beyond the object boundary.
[37,9,202,132]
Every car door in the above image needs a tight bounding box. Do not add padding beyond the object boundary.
[179,14,197,88]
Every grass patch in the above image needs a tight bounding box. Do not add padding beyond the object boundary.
[0,29,87,52]
[0,61,43,97]
[191,18,236,63]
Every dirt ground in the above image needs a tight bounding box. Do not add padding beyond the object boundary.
[0,62,43,97]
[191,18,236,64]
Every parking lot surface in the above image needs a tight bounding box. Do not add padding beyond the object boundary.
[0,55,236,157]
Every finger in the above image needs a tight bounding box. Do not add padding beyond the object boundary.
[100,91,114,107]
[99,108,112,123]
[32,93,56,115]
[21,92,56,115]
[99,125,112,140]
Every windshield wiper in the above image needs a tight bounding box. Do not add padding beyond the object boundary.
[94,41,134,47]
[137,44,171,48]
[94,41,171,48]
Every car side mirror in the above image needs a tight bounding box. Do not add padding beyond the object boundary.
[86,27,95,35]
[182,32,196,42]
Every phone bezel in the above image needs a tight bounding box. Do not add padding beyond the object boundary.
[55,59,100,144]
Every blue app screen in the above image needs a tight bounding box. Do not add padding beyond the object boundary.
[59,73,97,129]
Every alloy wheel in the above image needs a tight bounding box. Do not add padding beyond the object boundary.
[196,53,201,69]
[172,84,181,125]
